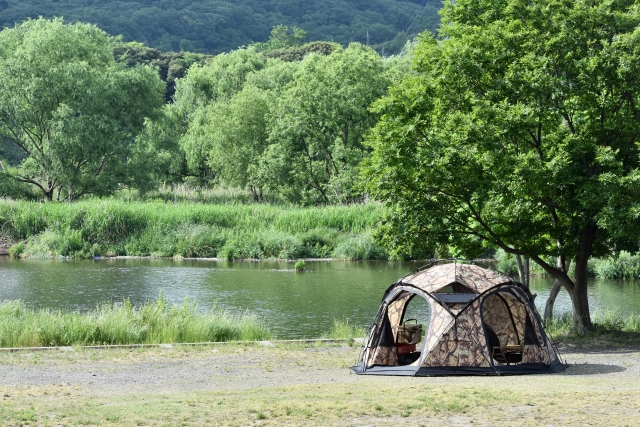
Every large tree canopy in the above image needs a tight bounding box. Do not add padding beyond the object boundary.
[363,0,640,333]
[264,43,390,204]
[172,43,399,204]
[0,18,165,201]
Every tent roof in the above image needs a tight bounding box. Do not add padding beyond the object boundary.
[399,262,512,294]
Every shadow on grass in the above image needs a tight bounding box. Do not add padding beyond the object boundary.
[560,363,626,375]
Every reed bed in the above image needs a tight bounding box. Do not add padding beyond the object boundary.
[0,297,270,348]
[0,199,386,260]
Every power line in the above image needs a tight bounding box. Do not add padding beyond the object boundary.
[389,0,431,57]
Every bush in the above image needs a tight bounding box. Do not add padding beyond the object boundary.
[299,228,338,258]
[8,241,24,257]
[591,252,640,279]
[545,308,640,343]
[294,259,306,271]
[494,249,518,276]
[259,231,306,259]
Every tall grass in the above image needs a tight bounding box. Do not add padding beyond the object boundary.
[0,199,386,259]
[545,309,640,343]
[322,318,367,341]
[0,296,270,347]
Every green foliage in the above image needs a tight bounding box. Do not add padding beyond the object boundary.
[494,249,519,277]
[112,41,212,102]
[332,235,388,261]
[172,47,268,186]
[174,43,398,204]
[0,18,165,201]
[8,241,23,258]
[294,260,306,272]
[322,318,366,342]
[264,43,390,204]
[0,137,26,166]
[0,296,270,347]
[365,0,640,258]
[546,309,640,344]
[264,41,339,62]
[591,252,640,279]
[0,1,440,55]
[363,0,640,330]
[0,161,36,200]
[255,25,307,52]
[0,199,383,259]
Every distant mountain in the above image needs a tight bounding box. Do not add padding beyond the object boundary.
[0,0,440,54]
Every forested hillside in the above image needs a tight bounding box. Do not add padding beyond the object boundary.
[0,0,440,54]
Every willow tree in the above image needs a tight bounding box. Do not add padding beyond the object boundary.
[265,43,389,204]
[0,18,165,201]
[363,0,640,333]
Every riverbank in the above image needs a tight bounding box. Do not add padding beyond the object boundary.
[0,343,638,426]
[0,199,387,260]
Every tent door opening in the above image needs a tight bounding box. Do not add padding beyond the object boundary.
[482,292,525,365]
[393,293,430,366]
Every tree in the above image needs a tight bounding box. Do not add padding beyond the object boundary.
[363,0,640,333]
[265,43,389,204]
[194,60,299,201]
[255,25,308,52]
[171,47,267,181]
[0,18,165,201]
[112,41,212,102]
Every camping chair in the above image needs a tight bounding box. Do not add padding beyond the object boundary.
[486,325,523,365]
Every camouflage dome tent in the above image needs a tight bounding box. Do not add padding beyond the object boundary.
[352,260,565,376]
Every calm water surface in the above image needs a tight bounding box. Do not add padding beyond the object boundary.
[1,258,639,338]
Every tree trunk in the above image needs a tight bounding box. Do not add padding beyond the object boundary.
[570,225,596,334]
[516,255,526,285]
[531,229,594,335]
[544,258,571,321]
[544,279,563,321]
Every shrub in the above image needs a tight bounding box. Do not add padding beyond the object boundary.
[591,252,640,279]
[8,241,24,257]
[494,249,518,276]
[294,259,306,271]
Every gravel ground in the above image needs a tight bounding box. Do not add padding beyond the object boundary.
[0,343,638,394]
[0,343,639,426]
[0,344,362,396]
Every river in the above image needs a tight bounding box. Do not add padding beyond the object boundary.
[1,257,638,338]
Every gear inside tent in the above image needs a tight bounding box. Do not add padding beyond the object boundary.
[352,260,566,376]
